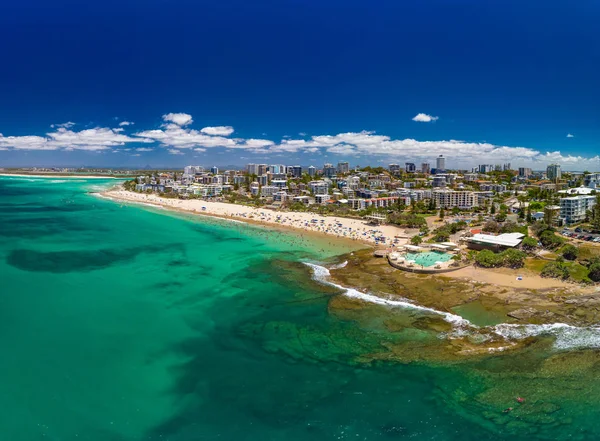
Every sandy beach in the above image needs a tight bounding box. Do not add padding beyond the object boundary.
[443,265,583,290]
[102,189,411,246]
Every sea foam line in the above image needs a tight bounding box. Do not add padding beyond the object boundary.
[305,262,600,350]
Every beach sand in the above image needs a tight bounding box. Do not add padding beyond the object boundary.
[102,190,411,247]
[443,265,579,290]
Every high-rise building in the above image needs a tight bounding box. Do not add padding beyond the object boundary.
[246,163,259,175]
[308,165,316,177]
[547,164,562,181]
[518,167,532,178]
[184,165,204,175]
[503,163,512,171]
[421,163,431,174]
[337,161,350,175]
[210,166,219,174]
[479,164,494,174]
[436,155,446,172]
[257,164,269,175]
[389,164,401,174]
[405,162,416,173]
[291,165,303,178]
[323,163,336,178]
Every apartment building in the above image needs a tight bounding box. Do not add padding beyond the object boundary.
[560,195,596,224]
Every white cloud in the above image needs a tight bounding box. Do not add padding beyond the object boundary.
[119,121,134,127]
[2,113,597,170]
[50,122,76,129]
[131,153,141,157]
[567,133,575,138]
[0,127,152,151]
[298,132,307,136]
[162,113,193,126]
[412,113,439,123]
[201,126,234,136]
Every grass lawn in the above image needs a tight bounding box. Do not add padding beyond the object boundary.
[525,258,547,273]
[565,262,590,282]
[578,244,600,261]
[525,258,590,282]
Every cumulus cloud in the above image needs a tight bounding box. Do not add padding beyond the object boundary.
[162,113,193,126]
[119,121,134,127]
[200,126,234,136]
[0,127,151,151]
[2,112,597,170]
[412,113,439,123]
[567,133,575,138]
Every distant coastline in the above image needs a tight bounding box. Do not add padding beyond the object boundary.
[0,173,122,179]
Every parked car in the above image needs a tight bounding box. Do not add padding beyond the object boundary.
[575,227,582,233]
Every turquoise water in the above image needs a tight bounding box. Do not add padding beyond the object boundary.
[403,251,453,267]
[1,176,600,441]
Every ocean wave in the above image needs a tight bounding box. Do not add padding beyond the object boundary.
[305,263,471,327]
[305,262,600,350]
[492,323,600,350]
[329,260,348,269]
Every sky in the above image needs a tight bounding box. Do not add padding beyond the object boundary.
[0,0,599,170]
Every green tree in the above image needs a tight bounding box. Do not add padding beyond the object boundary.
[541,262,570,280]
[561,244,579,261]
[439,207,445,220]
[590,194,600,232]
[521,236,538,251]
[588,263,600,282]
[410,235,423,245]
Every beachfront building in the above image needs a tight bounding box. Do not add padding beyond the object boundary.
[405,162,416,173]
[260,186,277,197]
[308,165,316,177]
[432,190,479,209]
[560,195,596,224]
[421,163,430,174]
[465,232,525,251]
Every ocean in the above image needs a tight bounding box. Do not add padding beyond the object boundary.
[1,176,599,441]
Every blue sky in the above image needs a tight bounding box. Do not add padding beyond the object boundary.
[0,0,598,170]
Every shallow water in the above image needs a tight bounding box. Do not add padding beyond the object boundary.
[1,176,600,441]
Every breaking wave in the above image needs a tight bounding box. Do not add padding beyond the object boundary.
[305,262,600,350]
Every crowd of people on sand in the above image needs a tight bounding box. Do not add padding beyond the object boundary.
[106,190,409,247]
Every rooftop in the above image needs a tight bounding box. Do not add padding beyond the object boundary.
[469,232,525,248]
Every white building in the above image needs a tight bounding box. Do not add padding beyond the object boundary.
[560,195,596,224]
[432,190,479,209]
[436,155,446,172]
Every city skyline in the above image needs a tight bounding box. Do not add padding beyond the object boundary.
[1,0,599,169]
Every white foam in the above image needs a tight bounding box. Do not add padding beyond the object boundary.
[329,260,348,269]
[305,263,471,327]
[305,262,600,351]
[492,323,600,350]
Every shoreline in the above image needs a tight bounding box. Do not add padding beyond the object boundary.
[100,189,410,247]
[0,173,122,179]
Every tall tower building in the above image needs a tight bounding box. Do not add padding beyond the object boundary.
[436,155,446,172]
[547,164,562,181]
